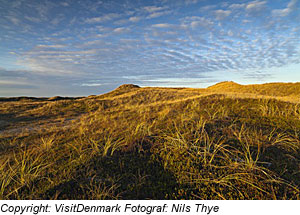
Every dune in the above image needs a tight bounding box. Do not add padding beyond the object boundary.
[0,81,299,200]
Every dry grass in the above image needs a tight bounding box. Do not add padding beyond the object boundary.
[0,82,300,199]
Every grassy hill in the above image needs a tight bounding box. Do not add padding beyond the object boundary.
[208,81,300,102]
[0,82,300,199]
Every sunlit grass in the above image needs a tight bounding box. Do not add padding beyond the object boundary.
[0,83,300,199]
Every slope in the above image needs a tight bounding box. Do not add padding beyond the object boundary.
[208,81,300,101]
[0,82,299,200]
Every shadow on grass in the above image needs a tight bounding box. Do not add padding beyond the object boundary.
[43,150,179,199]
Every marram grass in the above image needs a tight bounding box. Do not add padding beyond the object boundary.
[0,82,299,199]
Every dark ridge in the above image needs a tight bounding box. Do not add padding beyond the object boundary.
[47,96,84,101]
[115,84,140,91]
[0,97,48,102]
[0,96,84,102]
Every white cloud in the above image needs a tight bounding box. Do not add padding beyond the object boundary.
[182,16,214,29]
[95,25,110,32]
[85,13,120,23]
[50,14,65,25]
[272,0,298,17]
[147,11,171,19]
[129,16,141,22]
[113,27,129,33]
[152,23,173,28]
[6,16,20,25]
[288,0,298,8]
[246,1,267,12]
[24,16,42,23]
[229,3,245,9]
[227,30,234,37]
[113,19,128,25]
[143,6,166,13]
[37,44,66,49]
[81,40,104,47]
[190,21,204,28]
[185,0,199,5]
[143,5,171,19]
[0,79,29,85]
[32,2,53,21]
[243,19,252,23]
[214,10,231,20]
[272,8,291,17]
[28,49,97,55]
[199,5,216,12]
[81,83,102,87]
[61,2,69,7]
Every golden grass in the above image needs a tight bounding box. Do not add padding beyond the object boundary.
[0,82,300,199]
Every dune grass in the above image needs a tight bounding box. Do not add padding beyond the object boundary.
[0,83,299,199]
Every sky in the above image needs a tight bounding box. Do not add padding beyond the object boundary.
[0,0,300,97]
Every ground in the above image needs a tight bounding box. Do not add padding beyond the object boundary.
[0,82,299,199]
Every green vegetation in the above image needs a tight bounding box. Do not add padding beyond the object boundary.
[0,82,300,199]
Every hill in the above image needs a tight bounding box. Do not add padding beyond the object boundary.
[208,81,300,101]
[0,82,300,199]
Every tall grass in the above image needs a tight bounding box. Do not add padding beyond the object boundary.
[0,83,300,199]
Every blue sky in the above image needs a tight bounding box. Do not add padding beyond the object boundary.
[0,0,299,96]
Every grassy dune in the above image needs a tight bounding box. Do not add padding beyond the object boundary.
[208,81,300,102]
[0,82,300,199]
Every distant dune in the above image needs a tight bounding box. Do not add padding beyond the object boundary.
[208,81,300,100]
[1,81,300,102]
